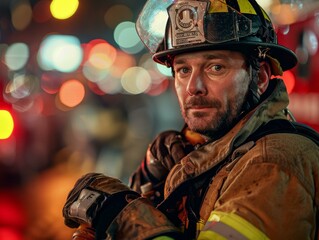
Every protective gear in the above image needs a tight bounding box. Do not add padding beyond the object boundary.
[63,173,140,239]
[136,0,298,75]
[63,173,181,240]
[198,211,269,239]
[159,79,319,239]
[64,80,319,239]
[144,130,195,181]
[130,129,202,206]
[71,225,95,240]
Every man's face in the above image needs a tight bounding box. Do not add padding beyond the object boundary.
[173,50,251,139]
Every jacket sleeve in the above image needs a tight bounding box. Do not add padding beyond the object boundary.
[106,197,182,240]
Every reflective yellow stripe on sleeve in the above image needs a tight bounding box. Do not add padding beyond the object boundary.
[198,211,269,240]
[152,237,174,240]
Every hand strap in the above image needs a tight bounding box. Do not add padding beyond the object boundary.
[67,187,140,239]
[69,188,108,226]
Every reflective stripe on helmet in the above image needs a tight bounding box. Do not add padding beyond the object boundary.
[198,211,269,240]
[209,0,228,13]
[237,0,257,14]
[208,0,258,15]
[240,0,271,21]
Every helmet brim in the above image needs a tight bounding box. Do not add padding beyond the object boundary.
[153,41,298,72]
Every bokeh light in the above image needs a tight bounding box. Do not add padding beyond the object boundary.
[0,110,14,140]
[5,74,37,100]
[121,67,151,94]
[5,43,29,71]
[50,0,79,20]
[110,50,136,78]
[96,75,123,95]
[270,3,300,25]
[82,39,118,84]
[0,193,25,229]
[11,2,33,31]
[58,79,85,108]
[37,34,83,72]
[82,61,110,83]
[281,70,296,94]
[82,39,136,95]
[114,21,145,54]
[88,41,117,70]
[0,228,22,240]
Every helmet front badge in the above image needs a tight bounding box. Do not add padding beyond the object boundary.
[176,5,196,31]
[168,1,208,48]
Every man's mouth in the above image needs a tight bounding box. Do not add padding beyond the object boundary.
[185,97,221,111]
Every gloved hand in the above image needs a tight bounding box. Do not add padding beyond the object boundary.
[146,130,194,181]
[130,130,194,205]
[71,224,95,240]
[63,173,140,239]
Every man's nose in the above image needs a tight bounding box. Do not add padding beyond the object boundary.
[186,72,207,96]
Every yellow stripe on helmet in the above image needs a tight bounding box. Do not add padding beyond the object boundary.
[237,0,256,14]
[208,0,271,21]
[209,0,228,13]
[237,0,271,20]
[260,8,271,21]
[198,211,270,240]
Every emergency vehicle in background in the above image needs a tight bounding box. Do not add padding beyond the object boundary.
[274,2,319,131]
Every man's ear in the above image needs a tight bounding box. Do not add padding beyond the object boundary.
[258,61,271,95]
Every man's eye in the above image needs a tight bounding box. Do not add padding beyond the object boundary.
[177,67,190,74]
[211,65,222,72]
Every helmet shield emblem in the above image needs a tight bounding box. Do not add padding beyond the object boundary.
[168,1,207,47]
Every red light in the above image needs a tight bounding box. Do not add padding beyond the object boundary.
[0,110,14,140]
[281,70,296,94]
[0,228,22,240]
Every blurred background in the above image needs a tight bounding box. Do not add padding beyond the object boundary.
[0,0,318,239]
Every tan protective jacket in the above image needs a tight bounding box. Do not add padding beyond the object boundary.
[112,79,318,240]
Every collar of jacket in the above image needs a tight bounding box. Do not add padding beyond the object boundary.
[164,78,289,199]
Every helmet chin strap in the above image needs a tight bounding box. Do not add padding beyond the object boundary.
[241,63,261,113]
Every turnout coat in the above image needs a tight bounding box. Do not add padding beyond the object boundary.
[123,79,319,240]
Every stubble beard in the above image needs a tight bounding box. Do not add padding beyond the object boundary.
[182,95,245,140]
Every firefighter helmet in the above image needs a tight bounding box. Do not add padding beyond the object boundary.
[136,0,298,75]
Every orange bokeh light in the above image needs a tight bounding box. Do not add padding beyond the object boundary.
[88,42,117,69]
[59,79,85,108]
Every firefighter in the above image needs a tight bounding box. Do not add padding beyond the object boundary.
[62,0,319,239]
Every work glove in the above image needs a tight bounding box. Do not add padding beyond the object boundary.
[146,130,194,180]
[129,130,195,205]
[70,224,95,240]
[63,172,140,239]
[63,172,180,240]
